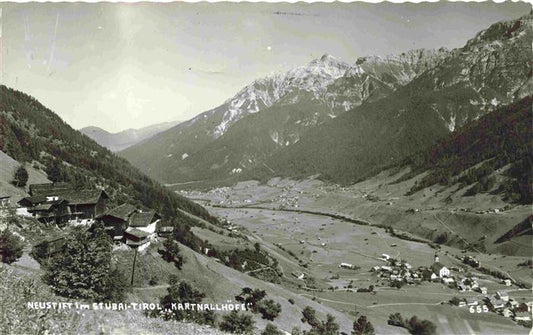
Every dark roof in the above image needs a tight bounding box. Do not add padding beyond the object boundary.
[125,228,150,239]
[31,203,54,211]
[60,189,109,205]
[28,199,68,212]
[129,210,160,227]
[29,182,73,196]
[18,195,47,206]
[103,203,137,221]
[431,262,447,273]
[28,183,109,205]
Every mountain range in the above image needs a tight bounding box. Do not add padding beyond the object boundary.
[121,14,531,188]
[80,121,181,152]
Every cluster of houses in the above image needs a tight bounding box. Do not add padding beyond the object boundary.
[16,182,109,225]
[371,254,484,288]
[12,183,174,250]
[453,291,532,323]
[370,254,422,284]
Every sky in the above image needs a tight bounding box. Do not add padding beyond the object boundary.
[0,2,530,133]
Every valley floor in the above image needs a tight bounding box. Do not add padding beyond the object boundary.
[179,171,533,334]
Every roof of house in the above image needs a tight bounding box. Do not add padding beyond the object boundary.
[59,189,109,205]
[103,203,137,221]
[29,182,73,196]
[28,183,108,205]
[129,210,160,227]
[431,262,447,273]
[18,195,48,206]
[126,228,151,239]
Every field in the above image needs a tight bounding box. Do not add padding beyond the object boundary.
[185,172,533,334]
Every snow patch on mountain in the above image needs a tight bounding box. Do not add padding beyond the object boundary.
[211,54,350,138]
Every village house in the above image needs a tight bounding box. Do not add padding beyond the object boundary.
[98,203,137,241]
[501,308,513,318]
[157,226,174,237]
[97,203,161,246]
[496,291,509,302]
[23,183,109,220]
[291,272,306,280]
[18,196,71,225]
[514,312,532,322]
[486,296,506,310]
[466,298,478,306]
[431,262,450,278]
[339,262,355,269]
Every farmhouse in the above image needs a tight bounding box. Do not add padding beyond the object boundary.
[431,262,450,278]
[339,262,354,269]
[97,203,161,246]
[18,196,71,225]
[24,183,109,220]
[496,291,509,302]
[98,203,137,240]
[514,312,532,322]
[124,228,151,247]
[157,226,174,237]
[487,297,506,310]
[32,236,67,259]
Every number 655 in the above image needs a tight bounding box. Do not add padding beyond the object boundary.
[469,305,488,313]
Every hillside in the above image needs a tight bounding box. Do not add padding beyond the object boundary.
[0,150,50,202]
[0,86,217,226]
[401,96,532,204]
[80,121,180,152]
[254,13,532,185]
[120,50,447,184]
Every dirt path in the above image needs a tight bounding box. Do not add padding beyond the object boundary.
[369,301,444,308]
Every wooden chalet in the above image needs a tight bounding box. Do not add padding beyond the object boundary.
[18,196,70,225]
[157,226,174,237]
[61,189,109,219]
[97,203,137,241]
[32,236,67,260]
[23,183,109,220]
[124,228,151,247]
[97,204,161,246]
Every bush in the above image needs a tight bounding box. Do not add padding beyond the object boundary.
[262,323,283,335]
[155,276,215,325]
[12,165,28,187]
[388,313,436,335]
[0,229,24,264]
[406,316,436,335]
[301,306,340,335]
[160,238,185,269]
[387,313,404,327]
[257,299,282,321]
[235,287,266,312]
[219,311,254,334]
[352,315,375,335]
[434,232,448,245]
[43,223,127,301]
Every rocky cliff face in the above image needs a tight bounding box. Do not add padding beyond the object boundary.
[325,48,451,111]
